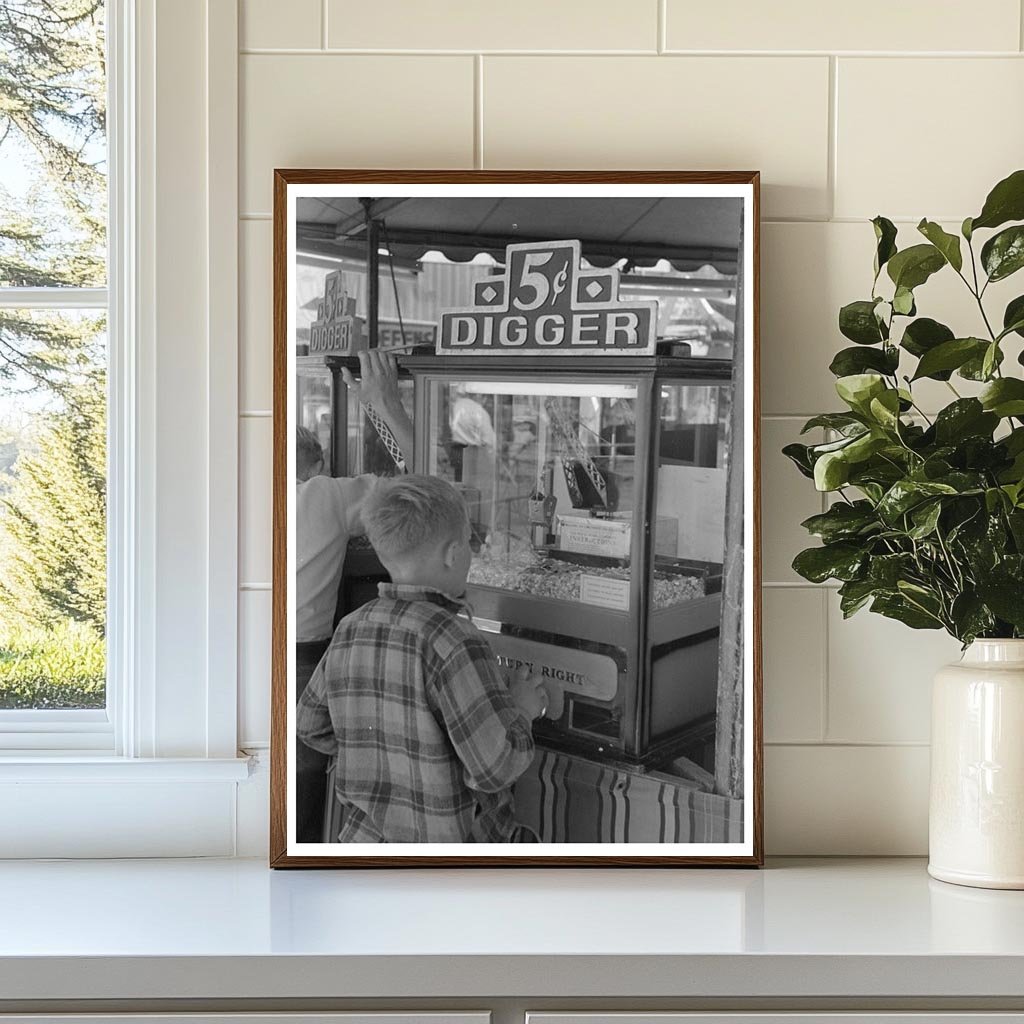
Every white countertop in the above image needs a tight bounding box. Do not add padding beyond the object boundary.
[2,857,1024,1002]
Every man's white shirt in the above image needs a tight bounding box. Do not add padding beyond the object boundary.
[296,473,380,642]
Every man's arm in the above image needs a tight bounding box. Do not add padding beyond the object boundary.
[431,632,536,794]
[295,656,337,755]
[340,349,413,469]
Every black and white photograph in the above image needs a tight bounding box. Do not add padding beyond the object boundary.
[271,172,761,866]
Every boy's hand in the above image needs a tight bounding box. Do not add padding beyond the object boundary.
[509,665,550,720]
[340,349,402,413]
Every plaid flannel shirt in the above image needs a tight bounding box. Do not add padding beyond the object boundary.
[296,583,535,843]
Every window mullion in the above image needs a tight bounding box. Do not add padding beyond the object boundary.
[0,287,108,310]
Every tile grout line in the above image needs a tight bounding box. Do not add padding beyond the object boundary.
[819,422,831,741]
[474,55,484,169]
[827,55,838,221]
[657,0,666,54]
[765,740,931,748]
[820,587,830,743]
[237,47,1024,57]
[321,0,328,50]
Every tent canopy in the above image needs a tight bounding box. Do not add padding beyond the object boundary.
[296,195,743,273]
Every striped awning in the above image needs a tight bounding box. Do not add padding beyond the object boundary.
[296,195,743,274]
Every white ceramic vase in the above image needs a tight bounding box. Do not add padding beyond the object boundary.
[929,639,1024,889]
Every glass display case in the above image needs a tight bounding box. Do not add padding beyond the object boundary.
[405,353,731,766]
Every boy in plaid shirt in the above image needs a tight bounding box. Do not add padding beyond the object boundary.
[296,475,548,843]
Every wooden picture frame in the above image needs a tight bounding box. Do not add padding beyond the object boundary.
[271,170,762,867]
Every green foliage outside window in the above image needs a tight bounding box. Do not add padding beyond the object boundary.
[0,1,107,709]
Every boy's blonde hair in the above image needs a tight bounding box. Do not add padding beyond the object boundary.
[296,426,324,478]
[365,474,468,562]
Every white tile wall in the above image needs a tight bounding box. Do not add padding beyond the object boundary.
[326,0,660,52]
[835,58,1024,220]
[240,54,475,213]
[762,589,825,744]
[665,0,1021,53]
[240,219,273,412]
[239,416,272,587]
[826,603,962,744]
[483,57,831,220]
[235,3,1024,854]
[765,745,930,855]
[238,590,272,749]
[241,0,321,50]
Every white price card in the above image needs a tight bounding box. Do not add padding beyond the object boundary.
[579,573,630,611]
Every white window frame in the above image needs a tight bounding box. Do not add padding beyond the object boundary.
[0,0,249,857]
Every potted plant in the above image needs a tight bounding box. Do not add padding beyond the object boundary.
[785,169,1024,889]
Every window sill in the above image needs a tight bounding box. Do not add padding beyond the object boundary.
[0,755,254,857]
[0,755,252,782]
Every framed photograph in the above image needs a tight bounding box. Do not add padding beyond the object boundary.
[271,170,762,867]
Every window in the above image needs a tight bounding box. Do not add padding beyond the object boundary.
[0,0,110,745]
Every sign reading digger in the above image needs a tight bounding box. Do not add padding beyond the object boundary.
[438,240,657,356]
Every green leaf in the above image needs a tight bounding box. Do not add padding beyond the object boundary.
[782,442,815,479]
[892,286,916,316]
[814,450,851,491]
[911,337,987,381]
[809,433,865,456]
[962,216,974,242]
[792,543,866,584]
[933,399,999,445]
[985,487,1009,514]
[949,500,1005,573]
[917,219,963,272]
[877,479,958,524]
[982,341,1001,381]
[868,388,902,428]
[849,458,908,490]
[845,431,888,464]
[800,413,866,435]
[887,244,946,291]
[872,216,898,277]
[1002,295,1024,340]
[981,225,1024,282]
[1006,428,1024,456]
[979,378,1024,418]
[855,481,885,504]
[908,500,942,540]
[960,344,1004,381]
[800,501,879,543]
[871,594,943,630]
[1003,481,1024,506]
[838,578,880,618]
[839,300,887,345]
[950,593,996,644]
[971,168,1024,232]
[976,580,1024,629]
[900,317,955,361]
[829,345,899,378]
[1009,508,1024,546]
[835,373,887,413]
[933,470,987,494]
[868,552,915,587]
